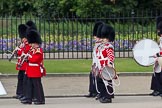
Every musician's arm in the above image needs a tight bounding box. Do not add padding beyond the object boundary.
[24,44,31,54]
[102,47,114,67]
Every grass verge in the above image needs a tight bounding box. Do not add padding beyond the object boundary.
[0,58,153,74]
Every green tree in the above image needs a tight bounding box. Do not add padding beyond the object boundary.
[58,0,77,17]
[36,0,59,18]
[114,0,138,12]
[73,0,103,17]
[136,0,162,9]
[1,0,162,18]
[10,0,37,16]
[0,0,13,15]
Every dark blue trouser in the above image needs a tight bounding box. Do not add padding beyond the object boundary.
[150,72,162,93]
[23,74,28,97]
[97,77,114,99]
[88,72,98,94]
[16,70,25,96]
[26,77,45,102]
[150,73,158,91]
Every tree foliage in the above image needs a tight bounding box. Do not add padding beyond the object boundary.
[0,0,162,17]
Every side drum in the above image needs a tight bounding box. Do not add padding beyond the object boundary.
[132,39,160,66]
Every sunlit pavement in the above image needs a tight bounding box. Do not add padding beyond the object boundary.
[0,96,162,108]
[1,74,162,108]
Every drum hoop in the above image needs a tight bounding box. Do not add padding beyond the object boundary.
[132,39,159,67]
[100,66,116,80]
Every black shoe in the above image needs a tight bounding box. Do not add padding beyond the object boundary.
[85,93,97,98]
[152,91,160,96]
[111,94,115,99]
[19,96,27,101]
[99,97,112,103]
[159,93,162,97]
[95,94,101,100]
[34,101,45,105]
[149,91,155,95]
[14,95,23,99]
[32,98,37,102]
[21,100,32,104]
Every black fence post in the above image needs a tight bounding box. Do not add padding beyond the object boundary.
[131,10,135,42]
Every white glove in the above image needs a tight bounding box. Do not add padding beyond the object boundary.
[26,53,32,58]
[19,43,25,48]
[15,47,21,51]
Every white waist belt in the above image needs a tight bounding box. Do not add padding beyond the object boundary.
[29,63,39,66]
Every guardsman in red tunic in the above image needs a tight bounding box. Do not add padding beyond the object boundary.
[96,24,115,103]
[15,24,30,99]
[21,29,46,105]
[19,21,38,102]
[86,21,104,98]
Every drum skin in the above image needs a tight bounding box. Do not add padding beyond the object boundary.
[133,39,160,66]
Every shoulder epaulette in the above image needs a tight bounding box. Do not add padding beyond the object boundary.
[104,43,114,49]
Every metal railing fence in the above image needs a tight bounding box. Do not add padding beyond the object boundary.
[0,10,160,59]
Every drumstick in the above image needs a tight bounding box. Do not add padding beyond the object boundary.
[149,56,162,58]
[149,56,155,58]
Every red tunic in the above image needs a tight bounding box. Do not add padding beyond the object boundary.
[16,41,31,70]
[26,47,46,78]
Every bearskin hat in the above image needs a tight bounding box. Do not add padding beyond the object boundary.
[156,16,162,30]
[101,24,115,42]
[27,30,42,44]
[18,24,29,39]
[93,21,104,36]
[158,28,162,36]
[96,23,104,38]
[26,20,37,30]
